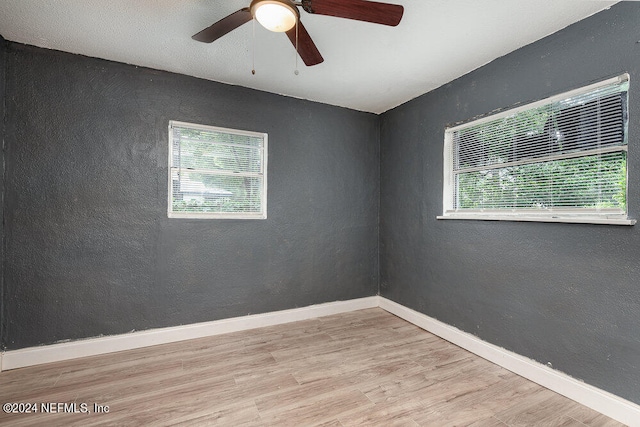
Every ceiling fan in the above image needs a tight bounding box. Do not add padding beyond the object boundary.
[192,0,404,66]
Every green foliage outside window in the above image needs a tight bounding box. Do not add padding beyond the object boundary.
[456,154,626,210]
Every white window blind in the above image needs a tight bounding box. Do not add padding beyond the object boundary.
[168,121,267,219]
[440,74,634,225]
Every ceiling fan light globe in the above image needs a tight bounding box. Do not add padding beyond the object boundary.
[251,0,298,32]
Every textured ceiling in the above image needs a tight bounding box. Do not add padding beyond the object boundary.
[0,0,619,113]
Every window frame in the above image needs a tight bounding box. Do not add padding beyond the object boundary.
[167,120,268,220]
[438,74,635,226]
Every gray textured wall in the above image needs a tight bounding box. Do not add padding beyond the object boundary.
[0,36,5,348]
[380,2,640,404]
[1,43,379,350]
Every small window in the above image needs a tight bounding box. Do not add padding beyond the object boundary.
[168,121,267,219]
[439,74,634,225]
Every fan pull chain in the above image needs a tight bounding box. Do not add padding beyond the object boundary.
[294,20,299,75]
[251,18,256,75]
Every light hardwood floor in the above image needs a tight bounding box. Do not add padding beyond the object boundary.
[0,308,626,426]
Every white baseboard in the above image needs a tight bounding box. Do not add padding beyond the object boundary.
[1,295,638,426]
[378,296,640,427]
[0,297,378,372]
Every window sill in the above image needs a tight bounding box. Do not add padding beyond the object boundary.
[436,214,636,226]
[168,212,267,220]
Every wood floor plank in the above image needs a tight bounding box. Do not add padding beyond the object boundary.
[0,308,626,426]
[469,416,511,426]
[338,399,423,426]
[493,388,585,426]
[258,388,373,426]
[567,404,629,427]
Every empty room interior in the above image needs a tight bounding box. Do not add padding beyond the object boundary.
[0,0,639,425]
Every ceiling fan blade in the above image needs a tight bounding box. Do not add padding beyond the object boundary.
[192,8,252,43]
[307,0,403,26]
[285,21,324,66]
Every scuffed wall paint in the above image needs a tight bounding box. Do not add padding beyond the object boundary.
[380,2,640,405]
[2,43,379,349]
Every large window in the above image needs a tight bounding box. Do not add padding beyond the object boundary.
[440,74,634,225]
[168,121,267,219]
